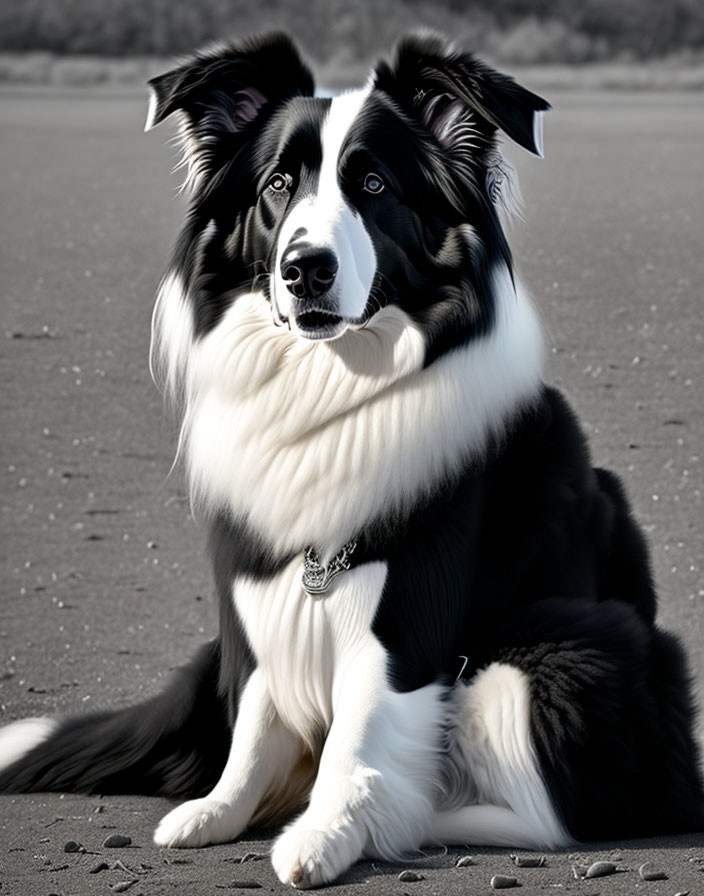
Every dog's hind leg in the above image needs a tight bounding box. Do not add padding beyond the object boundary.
[154,668,301,848]
[437,601,704,845]
[430,804,560,848]
[430,661,570,851]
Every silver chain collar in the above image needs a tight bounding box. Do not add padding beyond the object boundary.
[301,541,357,596]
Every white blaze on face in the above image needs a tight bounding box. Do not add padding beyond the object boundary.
[273,89,377,332]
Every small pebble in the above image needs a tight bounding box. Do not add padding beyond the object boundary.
[510,854,546,867]
[227,883,262,890]
[110,860,132,873]
[491,875,521,889]
[103,834,132,848]
[89,861,109,874]
[585,861,617,879]
[398,870,425,882]
[638,862,668,881]
[674,891,691,895]
[63,839,84,853]
[111,883,136,893]
[456,855,476,867]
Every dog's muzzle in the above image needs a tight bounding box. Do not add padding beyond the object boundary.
[279,244,344,339]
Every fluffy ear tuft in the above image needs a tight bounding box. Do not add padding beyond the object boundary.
[374,33,550,157]
[145,32,314,133]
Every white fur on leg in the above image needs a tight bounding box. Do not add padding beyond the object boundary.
[153,795,251,849]
[437,663,570,849]
[431,804,556,848]
[271,640,445,888]
[154,669,301,848]
[0,718,58,773]
[271,778,369,889]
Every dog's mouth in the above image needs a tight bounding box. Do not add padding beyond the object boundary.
[271,288,376,341]
[294,308,344,339]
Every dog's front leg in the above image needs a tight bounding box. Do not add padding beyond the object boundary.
[154,668,300,848]
[272,641,444,888]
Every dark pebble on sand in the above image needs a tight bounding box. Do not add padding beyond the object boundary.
[491,875,521,888]
[103,834,132,848]
[398,870,424,882]
[89,861,109,874]
[511,855,546,867]
[585,861,617,879]
[63,840,84,853]
[456,856,475,867]
[638,862,668,881]
[111,882,136,893]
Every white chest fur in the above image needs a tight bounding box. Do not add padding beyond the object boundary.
[153,265,544,559]
[234,559,388,748]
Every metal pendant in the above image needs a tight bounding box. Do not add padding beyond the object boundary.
[301,541,357,596]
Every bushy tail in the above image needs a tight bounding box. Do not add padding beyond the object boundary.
[0,640,229,798]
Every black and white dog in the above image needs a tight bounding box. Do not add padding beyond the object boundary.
[1,32,702,888]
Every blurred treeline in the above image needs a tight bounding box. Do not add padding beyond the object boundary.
[1,0,703,64]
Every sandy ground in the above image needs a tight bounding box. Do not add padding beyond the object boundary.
[0,87,702,894]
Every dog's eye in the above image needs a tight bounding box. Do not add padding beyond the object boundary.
[363,173,385,195]
[267,173,289,193]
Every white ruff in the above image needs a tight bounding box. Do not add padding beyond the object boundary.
[154,264,544,555]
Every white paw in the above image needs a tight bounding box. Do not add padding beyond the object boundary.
[271,821,364,888]
[153,798,244,848]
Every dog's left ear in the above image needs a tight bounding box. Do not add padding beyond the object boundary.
[374,33,550,157]
[144,33,314,191]
[145,32,314,134]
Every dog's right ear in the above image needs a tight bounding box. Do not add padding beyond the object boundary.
[145,33,314,188]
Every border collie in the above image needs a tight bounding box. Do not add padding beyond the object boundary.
[1,32,702,889]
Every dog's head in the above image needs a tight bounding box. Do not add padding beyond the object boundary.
[147,32,548,363]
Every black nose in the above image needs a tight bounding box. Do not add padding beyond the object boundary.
[281,246,338,300]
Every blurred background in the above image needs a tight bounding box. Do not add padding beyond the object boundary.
[1,0,704,87]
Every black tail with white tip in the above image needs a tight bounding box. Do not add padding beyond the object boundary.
[0,640,229,798]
